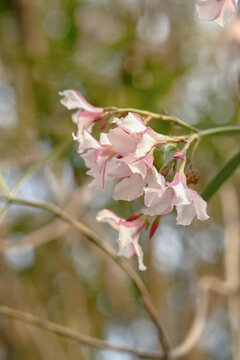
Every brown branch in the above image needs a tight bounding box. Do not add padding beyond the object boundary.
[220,184,240,360]
[171,276,240,358]
[0,305,162,360]
[0,195,170,358]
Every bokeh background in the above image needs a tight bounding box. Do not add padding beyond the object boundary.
[0,0,240,359]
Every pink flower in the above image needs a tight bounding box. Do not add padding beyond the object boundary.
[110,154,154,201]
[143,170,209,226]
[112,112,170,158]
[78,132,115,188]
[59,90,104,135]
[96,209,147,271]
[196,0,238,27]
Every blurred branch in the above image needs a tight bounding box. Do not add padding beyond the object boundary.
[171,276,240,358]
[0,139,71,222]
[220,184,240,360]
[0,170,9,196]
[0,276,239,359]
[0,194,170,358]
[0,305,162,360]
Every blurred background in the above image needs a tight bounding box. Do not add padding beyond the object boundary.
[0,0,240,359]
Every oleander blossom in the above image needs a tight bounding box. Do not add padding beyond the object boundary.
[143,169,209,226]
[96,209,147,271]
[70,110,178,201]
[59,90,104,137]
[196,0,238,27]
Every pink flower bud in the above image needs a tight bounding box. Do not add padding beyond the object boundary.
[173,151,183,159]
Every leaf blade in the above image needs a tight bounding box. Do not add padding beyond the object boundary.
[202,151,240,201]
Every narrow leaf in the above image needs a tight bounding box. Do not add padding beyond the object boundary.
[202,151,240,201]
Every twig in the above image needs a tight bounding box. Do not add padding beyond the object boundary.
[0,305,162,360]
[104,107,198,132]
[220,184,240,360]
[171,276,240,358]
[0,194,170,357]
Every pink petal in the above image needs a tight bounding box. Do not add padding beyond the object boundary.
[107,158,132,179]
[113,112,146,133]
[147,166,166,188]
[107,127,138,156]
[196,0,225,22]
[217,0,238,26]
[113,174,146,201]
[143,189,174,216]
[59,90,103,113]
[136,127,166,158]
[73,130,101,153]
[168,173,190,206]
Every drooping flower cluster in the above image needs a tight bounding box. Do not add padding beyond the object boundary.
[196,0,238,27]
[60,90,209,270]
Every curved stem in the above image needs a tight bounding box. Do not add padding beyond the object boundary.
[197,125,240,138]
[0,305,162,359]
[0,195,170,358]
[105,107,198,132]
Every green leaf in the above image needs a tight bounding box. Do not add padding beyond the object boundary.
[202,151,240,201]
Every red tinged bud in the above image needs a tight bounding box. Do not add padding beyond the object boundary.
[126,213,141,222]
[149,216,160,238]
[99,122,107,130]
[173,151,183,159]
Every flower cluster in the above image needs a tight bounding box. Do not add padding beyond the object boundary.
[60,90,209,270]
[196,0,238,27]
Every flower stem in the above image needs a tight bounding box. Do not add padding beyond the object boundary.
[105,107,198,132]
[197,125,240,138]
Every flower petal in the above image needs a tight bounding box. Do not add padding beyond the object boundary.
[59,90,103,113]
[113,174,146,201]
[96,209,121,230]
[113,112,146,133]
[143,189,174,216]
[196,0,224,22]
[189,189,209,221]
[107,127,138,156]
[176,203,196,226]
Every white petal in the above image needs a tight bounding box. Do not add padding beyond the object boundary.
[96,209,121,230]
[176,204,196,226]
[189,189,209,221]
[113,112,146,133]
[143,189,174,216]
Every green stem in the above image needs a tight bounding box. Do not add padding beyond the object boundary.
[197,125,240,138]
[105,107,198,132]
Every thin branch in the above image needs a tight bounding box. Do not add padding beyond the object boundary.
[171,276,240,358]
[0,278,239,360]
[104,107,198,132]
[220,184,240,360]
[0,194,170,357]
[0,305,162,360]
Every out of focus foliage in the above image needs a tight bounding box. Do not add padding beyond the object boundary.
[0,1,239,359]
